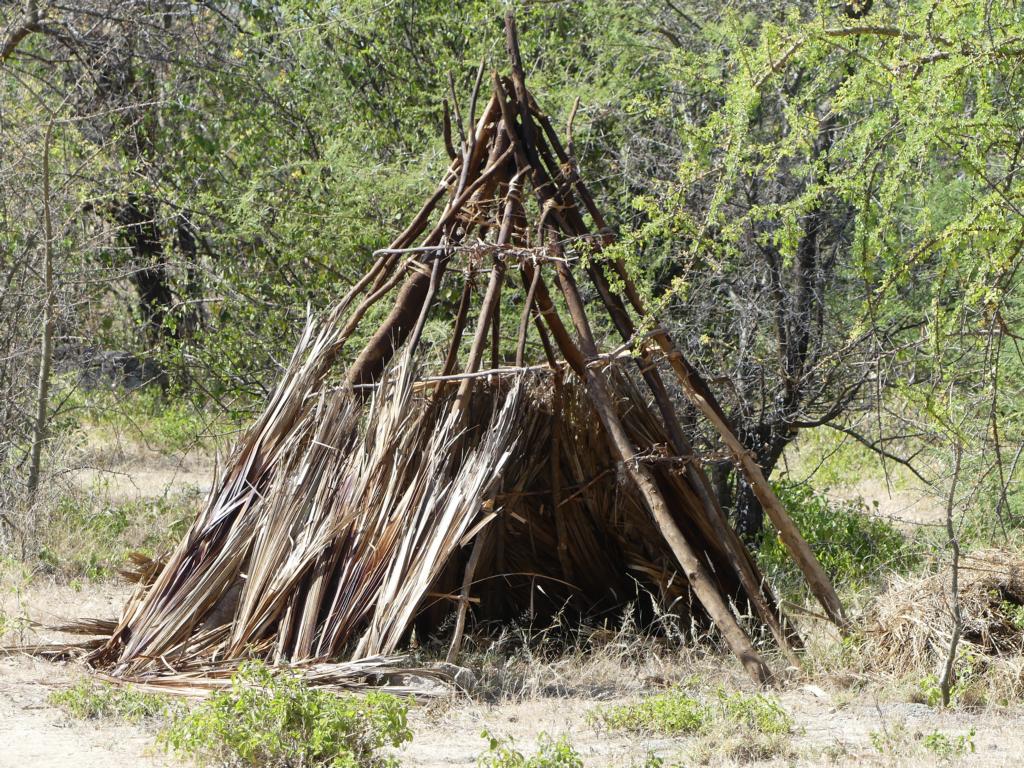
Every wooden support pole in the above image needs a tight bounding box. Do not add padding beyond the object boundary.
[548,256,774,685]
[453,172,525,414]
[446,528,490,664]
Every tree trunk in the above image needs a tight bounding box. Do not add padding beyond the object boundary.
[732,429,790,542]
[27,116,55,500]
[115,195,176,349]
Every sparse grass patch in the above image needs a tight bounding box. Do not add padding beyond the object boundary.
[870,721,976,761]
[588,686,792,740]
[716,689,793,735]
[159,661,411,768]
[451,613,711,702]
[49,678,172,723]
[689,731,794,766]
[784,428,904,494]
[868,720,911,756]
[64,385,233,454]
[586,689,711,735]
[476,731,583,768]
[37,483,197,581]
[589,686,794,765]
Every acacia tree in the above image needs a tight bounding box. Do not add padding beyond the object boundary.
[608,0,1024,536]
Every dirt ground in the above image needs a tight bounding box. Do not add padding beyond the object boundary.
[2,580,1023,767]
[2,441,1021,767]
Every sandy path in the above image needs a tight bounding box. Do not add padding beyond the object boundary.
[0,656,172,768]
[2,651,1023,767]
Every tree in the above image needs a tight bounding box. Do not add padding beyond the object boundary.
[607,0,1024,536]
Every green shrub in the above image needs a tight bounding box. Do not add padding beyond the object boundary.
[49,679,171,722]
[586,690,711,735]
[760,480,920,599]
[160,661,411,768]
[922,728,976,758]
[587,687,791,738]
[477,731,583,768]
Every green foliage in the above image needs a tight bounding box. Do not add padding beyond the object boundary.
[477,731,583,768]
[922,728,977,759]
[160,661,411,768]
[1003,600,1024,632]
[586,690,711,735]
[759,481,920,599]
[99,0,657,401]
[587,687,791,737]
[917,674,947,708]
[41,485,196,580]
[609,0,1024,540]
[49,679,171,723]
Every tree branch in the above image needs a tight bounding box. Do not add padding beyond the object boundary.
[822,422,930,485]
[1,1,41,64]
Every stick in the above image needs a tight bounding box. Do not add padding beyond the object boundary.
[446,529,491,664]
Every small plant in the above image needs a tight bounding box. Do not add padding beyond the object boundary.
[0,558,31,643]
[49,678,171,723]
[917,644,985,708]
[587,689,711,735]
[0,608,30,642]
[716,689,793,735]
[587,686,791,738]
[917,674,954,708]
[630,752,683,768]
[160,661,411,768]
[869,721,910,755]
[477,731,583,768]
[1002,599,1024,632]
[922,728,976,759]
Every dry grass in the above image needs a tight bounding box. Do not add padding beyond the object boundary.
[854,549,1024,705]
[439,613,747,703]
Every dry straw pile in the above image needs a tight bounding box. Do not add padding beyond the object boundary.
[862,549,1024,698]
